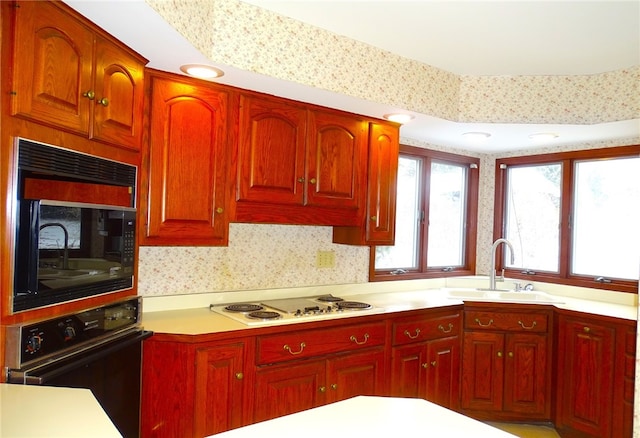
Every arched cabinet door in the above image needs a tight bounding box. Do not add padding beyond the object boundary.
[142,73,229,246]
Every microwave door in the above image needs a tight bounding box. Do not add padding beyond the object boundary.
[14,199,40,296]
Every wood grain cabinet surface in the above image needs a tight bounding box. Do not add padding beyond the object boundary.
[10,0,146,150]
[140,71,229,246]
[390,310,462,410]
[461,304,552,421]
[555,312,636,438]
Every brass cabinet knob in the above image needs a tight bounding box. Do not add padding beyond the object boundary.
[330,384,337,390]
[235,372,244,380]
[297,177,305,183]
[508,352,514,358]
[82,90,95,100]
[97,97,109,106]
[370,216,377,222]
[421,363,428,369]
[583,326,591,333]
[497,351,503,357]
[215,207,224,214]
[431,361,437,367]
[319,386,326,393]
[309,178,317,184]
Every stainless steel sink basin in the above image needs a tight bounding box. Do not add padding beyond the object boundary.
[446,289,564,304]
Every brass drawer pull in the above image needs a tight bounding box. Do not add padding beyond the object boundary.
[235,372,244,380]
[438,323,454,333]
[330,384,338,390]
[404,328,421,339]
[475,318,494,327]
[283,342,306,355]
[350,333,370,345]
[421,363,428,369]
[518,320,537,330]
[583,326,591,333]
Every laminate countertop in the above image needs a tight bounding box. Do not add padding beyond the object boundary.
[0,384,121,438]
[212,396,517,438]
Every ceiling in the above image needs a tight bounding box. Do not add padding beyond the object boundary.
[65,0,640,153]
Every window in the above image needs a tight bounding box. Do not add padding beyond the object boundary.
[495,145,640,293]
[371,145,479,280]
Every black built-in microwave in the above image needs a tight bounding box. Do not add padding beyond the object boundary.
[13,139,137,312]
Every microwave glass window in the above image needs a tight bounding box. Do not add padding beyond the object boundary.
[39,205,81,250]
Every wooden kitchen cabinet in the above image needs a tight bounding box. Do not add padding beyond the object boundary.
[333,121,399,245]
[234,93,367,226]
[390,309,462,410]
[140,71,230,246]
[461,304,552,421]
[555,312,636,438]
[10,0,146,150]
[141,337,253,438]
[253,320,387,422]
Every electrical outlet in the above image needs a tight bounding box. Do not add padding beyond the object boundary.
[316,250,336,268]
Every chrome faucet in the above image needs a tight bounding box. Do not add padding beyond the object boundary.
[489,238,515,290]
[39,222,69,270]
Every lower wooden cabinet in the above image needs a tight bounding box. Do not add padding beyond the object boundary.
[254,348,386,423]
[460,304,552,421]
[555,311,636,438]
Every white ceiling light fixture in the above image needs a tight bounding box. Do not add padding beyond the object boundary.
[462,132,491,143]
[180,64,225,79]
[384,113,414,124]
[529,132,559,142]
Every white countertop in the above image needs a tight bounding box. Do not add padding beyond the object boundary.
[211,396,517,438]
[0,384,121,438]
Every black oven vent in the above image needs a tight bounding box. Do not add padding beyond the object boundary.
[17,139,136,189]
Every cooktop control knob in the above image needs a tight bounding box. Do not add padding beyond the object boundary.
[26,334,42,353]
[64,325,77,341]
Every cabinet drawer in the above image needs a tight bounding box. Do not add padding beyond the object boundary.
[464,311,548,332]
[392,313,461,346]
[256,322,385,365]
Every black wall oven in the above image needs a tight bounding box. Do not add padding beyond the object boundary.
[13,139,137,312]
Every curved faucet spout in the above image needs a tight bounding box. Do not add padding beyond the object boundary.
[39,222,69,270]
[489,238,515,290]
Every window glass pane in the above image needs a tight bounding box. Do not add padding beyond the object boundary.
[427,161,466,267]
[375,156,421,269]
[505,164,561,272]
[39,205,81,249]
[572,157,640,280]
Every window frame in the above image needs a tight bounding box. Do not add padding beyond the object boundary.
[370,145,479,281]
[494,145,640,294]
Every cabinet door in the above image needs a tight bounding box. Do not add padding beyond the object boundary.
[253,360,326,423]
[12,0,93,134]
[365,122,399,244]
[426,336,461,410]
[144,75,229,245]
[461,331,504,411]
[237,95,307,205]
[306,110,367,209]
[390,343,428,399]
[503,333,547,416]
[194,344,245,437]
[92,36,145,149]
[557,317,615,438]
[326,349,386,403]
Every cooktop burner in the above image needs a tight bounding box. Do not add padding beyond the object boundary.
[316,295,344,303]
[225,303,264,313]
[247,311,281,320]
[336,301,372,310]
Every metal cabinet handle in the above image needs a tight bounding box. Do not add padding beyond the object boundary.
[349,333,369,345]
[404,328,421,339]
[215,207,224,214]
[438,323,453,333]
[235,372,244,380]
[583,326,591,333]
[330,384,338,390]
[309,178,317,184]
[431,361,437,367]
[497,351,503,357]
[508,352,514,358]
[370,215,377,222]
[297,177,305,183]
[82,90,95,100]
[518,320,537,330]
[475,318,494,327]
[319,386,326,393]
[283,342,306,355]
[421,363,428,369]
[97,97,109,107]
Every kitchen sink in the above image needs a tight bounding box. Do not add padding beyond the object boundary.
[446,289,564,304]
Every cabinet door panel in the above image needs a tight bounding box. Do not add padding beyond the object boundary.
[12,0,92,133]
[461,332,504,411]
[145,77,228,245]
[306,111,367,209]
[92,37,144,149]
[237,95,306,205]
[426,336,461,410]
[327,349,386,403]
[503,333,547,415]
[194,344,245,437]
[390,344,427,398]
[254,361,326,423]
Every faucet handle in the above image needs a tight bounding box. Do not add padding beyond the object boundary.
[514,282,523,292]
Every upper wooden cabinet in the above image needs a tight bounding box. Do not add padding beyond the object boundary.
[10,1,146,150]
[234,93,368,226]
[333,121,399,245]
[140,72,229,246]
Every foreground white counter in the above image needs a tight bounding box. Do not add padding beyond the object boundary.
[212,396,516,438]
[0,384,121,438]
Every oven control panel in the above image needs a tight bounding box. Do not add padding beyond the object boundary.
[4,297,141,369]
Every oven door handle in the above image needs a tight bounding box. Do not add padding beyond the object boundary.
[14,330,152,385]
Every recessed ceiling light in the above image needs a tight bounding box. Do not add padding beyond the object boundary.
[462,132,491,143]
[528,133,559,141]
[383,113,414,124]
[180,64,225,79]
